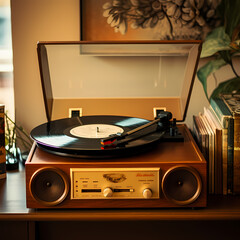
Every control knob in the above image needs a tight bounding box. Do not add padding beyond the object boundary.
[142,188,152,199]
[103,187,113,197]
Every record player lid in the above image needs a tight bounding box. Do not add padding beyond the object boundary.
[37,41,202,122]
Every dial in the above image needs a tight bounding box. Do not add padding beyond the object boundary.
[142,188,152,199]
[103,187,113,197]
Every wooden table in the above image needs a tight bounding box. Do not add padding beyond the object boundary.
[1,164,240,240]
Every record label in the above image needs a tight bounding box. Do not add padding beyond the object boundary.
[70,124,124,139]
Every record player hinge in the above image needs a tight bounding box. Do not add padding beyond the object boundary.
[69,108,82,118]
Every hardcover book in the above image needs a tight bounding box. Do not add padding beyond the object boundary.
[199,113,215,194]
[210,97,234,195]
[193,115,210,192]
[203,107,223,195]
[221,94,240,194]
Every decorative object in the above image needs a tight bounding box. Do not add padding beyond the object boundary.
[0,104,6,179]
[5,113,32,170]
[197,0,240,101]
[80,0,221,41]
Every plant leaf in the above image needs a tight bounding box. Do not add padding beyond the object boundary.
[219,50,232,64]
[197,58,226,100]
[220,0,240,38]
[200,27,231,58]
[210,77,240,100]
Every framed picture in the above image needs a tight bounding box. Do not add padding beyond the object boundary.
[80,0,221,41]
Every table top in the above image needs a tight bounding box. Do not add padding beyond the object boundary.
[1,163,240,222]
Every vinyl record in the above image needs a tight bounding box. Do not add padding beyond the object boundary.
[30,115,164,158]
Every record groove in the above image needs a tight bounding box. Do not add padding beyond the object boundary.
[30,115,164,158]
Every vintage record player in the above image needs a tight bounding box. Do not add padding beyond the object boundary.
[25,40,207,209]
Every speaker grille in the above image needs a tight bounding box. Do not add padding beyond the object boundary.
[30,167,69,206]
[162,165,202,205]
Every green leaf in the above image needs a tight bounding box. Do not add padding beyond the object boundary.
[210,77,240,100]
[197,58,226,100]
[201,27,231,58]
[221,0,240,38]
[219,50,232,64]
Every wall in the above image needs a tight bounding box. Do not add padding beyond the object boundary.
[11,0,229,135]
[11,0,80,134]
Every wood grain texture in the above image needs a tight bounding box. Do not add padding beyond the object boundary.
[1,165,240,221]
[2,124,240,222]
[25,125,207,209]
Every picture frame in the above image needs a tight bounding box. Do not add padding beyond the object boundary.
[80,0,221,41]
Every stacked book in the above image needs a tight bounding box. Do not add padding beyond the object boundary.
[193,93,240,195]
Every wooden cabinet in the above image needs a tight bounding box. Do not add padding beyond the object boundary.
[1,165,240,240]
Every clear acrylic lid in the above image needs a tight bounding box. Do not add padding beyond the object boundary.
[37,41,202,121]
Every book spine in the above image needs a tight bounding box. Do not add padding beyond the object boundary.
[215,129,223,195]
[192,116,202,151]
[227,117,234,194]
[220,94,240,195]
[222,128,228,195]
[233,113,240,194]
[0,105,6,179]
[210,98,230,128]
[210,98,235,194]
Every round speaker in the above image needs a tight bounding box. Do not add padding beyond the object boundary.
[30,167,69,206]
[162,165,202,205]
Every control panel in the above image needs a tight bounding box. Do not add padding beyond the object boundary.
[70,168,160,199]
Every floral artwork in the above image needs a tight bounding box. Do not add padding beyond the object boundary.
[81,0,222,40]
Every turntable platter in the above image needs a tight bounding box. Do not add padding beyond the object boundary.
[30,115,164,158]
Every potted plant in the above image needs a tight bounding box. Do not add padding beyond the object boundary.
[5,113,32,170]
[197,0,240,101]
